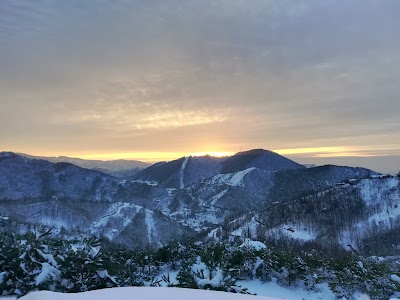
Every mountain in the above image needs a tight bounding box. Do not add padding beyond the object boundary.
[0,152,193,248]
[19,153,150,177]
[220,174,400,256]
[159,165,376,231]
[134,156,223,189]
[220,149,305,174]
[2,149,399,255]
[0,152,118,201]
[134,149,304,189]
[303,163,318,168]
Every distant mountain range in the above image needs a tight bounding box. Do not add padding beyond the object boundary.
[19,153,151,177]
[1,149,399,255]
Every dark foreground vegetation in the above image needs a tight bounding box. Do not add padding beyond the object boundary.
[1,228,400,299]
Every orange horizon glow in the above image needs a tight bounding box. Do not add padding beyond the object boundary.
[6,145,398,163]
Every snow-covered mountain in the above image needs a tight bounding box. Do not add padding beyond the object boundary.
[134,149,304,189]
[159,165,376,232]
[1,150,399,255]
[216,175,400,255]
[134,155,223,189]
[0,152,193,248]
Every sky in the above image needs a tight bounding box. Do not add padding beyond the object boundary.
[0,0,399,173]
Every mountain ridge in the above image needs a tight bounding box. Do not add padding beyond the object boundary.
[134,149,305,189]
[2,149,398,255]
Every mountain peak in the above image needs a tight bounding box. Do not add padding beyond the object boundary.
[235,149,273,155]
[0,151,16,158]
[220,148,304,174]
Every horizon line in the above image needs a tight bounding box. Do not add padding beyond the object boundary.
[2,146,399,163]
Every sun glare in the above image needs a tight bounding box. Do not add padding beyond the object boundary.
[19,145,398,163]
[71,151,234,162]
[190,151,234,157]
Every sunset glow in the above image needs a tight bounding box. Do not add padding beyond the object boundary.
[19,145,396,164]
[0,0,399,174]
[190,151,234,158]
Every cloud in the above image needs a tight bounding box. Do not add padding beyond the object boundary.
[0,0,399,162]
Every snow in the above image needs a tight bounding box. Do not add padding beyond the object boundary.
[210,168,256,187]
[170,204,222,231]
[166,188,177,196]
[145,210,156,243]
[91,202,155,240]
[208,228,219,239]
[19,287,282,300]
[359,178,399,206]
[252,257,264,276]
[96,270,109,279]
[240,239,267,251]
[338,229,358,251]
[197,268,224,288]
[41,217,69,230]
[371,174,391,179]
[210,189,228,205]
[20,287,285,300]
[268,224,317,242]
[96,270,118,284]
[180,156,189,189]
[191,256,208,273]
[0,271,6,284]
[35,262,60,286]
[154,269,179,286]
[391,274,400,283]
[36,249,58,268]
[131,180,159,186]
[231,216,260,238]
[0,216,9,220]
[238,278,336,300]
[338,178,400,250]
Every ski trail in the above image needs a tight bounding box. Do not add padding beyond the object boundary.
[180,157,189,189]
[145,210,156,243]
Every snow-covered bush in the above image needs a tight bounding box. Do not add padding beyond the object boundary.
[1,229,400,299]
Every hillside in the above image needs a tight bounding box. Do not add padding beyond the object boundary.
[134,149,304,189]
[1,149,398,255]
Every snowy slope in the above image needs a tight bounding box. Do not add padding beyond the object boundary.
[180,157,189,189]
[163,165,375,236]
[135,149,305,189]
[135,155,223,189]
[337,177,400,251]
[209,167,257,187]
[0,150,391,254]
[18,286,313,300]
[224,176,400,255]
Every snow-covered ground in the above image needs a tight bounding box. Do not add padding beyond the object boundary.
[15,286,377,300]
[90,202,149,240]
[18,287,283,300]
[255,223,318,243]
[17,286,380,300]
[180,157,189,189]
[338,177,400,250]
[209,167,256,187]
[237,279,336,300]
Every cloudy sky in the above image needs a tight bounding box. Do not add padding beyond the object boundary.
[0,0,399,172]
